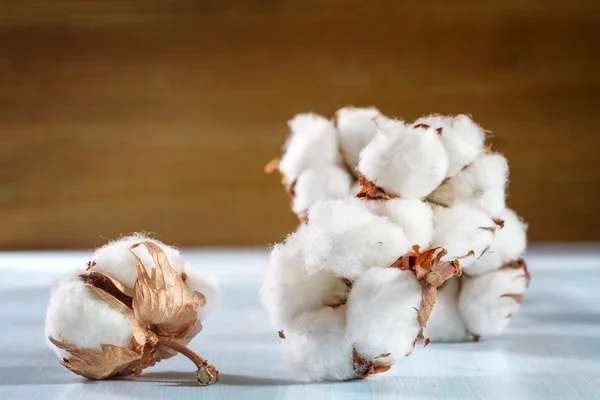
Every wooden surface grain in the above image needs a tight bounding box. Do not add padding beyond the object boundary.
[1,1,599,248]
[0,246,599,399]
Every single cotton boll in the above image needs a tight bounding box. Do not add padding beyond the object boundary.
[458,266,529,336]
[183,263,221,320]
[358,121,449,198]
[424,279,470,342]
[261,228,350,328]
[278,113,341,183]
[466,209,528,276]
[365,198,434,248]
[429,153,508,218]
[335,106,383,171]
[414,114,485,177]
[292,166,353,214]
[91,234,186,289]
[282,306,355,381]
[431,205,495,269]
[346,267,422,363]
[301,197,411,279]
[45,272,133,359]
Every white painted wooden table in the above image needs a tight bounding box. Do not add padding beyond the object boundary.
[0,245,599,399]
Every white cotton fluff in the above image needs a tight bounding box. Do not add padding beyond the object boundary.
[365,198,434,248]
[45,271,133,359]
[335,106,384,171]
[292,166,353,214]
[431,205,495,269]
[466,209,528,276]
[46,235,220,360]
[458,266,529,336]
[346,267,422,363]
[351,180,362,196]
[278,113,341,183]
[260,228,350,328]
[300,197,411,280]
[358,120,449,198]
[91,234,186,289]
[424,279,470,342]
[414,114,485,177]
[282,306,355,381]
[428,152,508,218]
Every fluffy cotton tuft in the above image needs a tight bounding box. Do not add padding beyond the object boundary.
[335,106,384,171]
[292,166,353,214]
[346,268,422,363]
[278,113,341,183]
[428,152,508,217]
[358,121,449,198]
[365,198,434,248]
[458,266,529,336]
[301,197,411,279]
[431,205,495,269]
[414,114,485,177]
[91,234,186,289]
[46,235,219,364]
[424,279,470,342]
[466,209,527,276]
[260,229,350,328]
[45,272,132,359]
[282,307,355,381]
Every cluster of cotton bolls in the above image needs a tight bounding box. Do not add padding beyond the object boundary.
[262,107,530,381]
[45,234,220,382]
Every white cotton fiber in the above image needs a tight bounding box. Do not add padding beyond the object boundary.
[292,166,353,214]
[431,205,495,269]
[358,121,449,198]
[335,106,384,171]
[424,279,469,342]
[91,234,186,289]
[429,152,508,217]
[183,263,221,320]
[45,271,133,359]
[282,306,355,381]
[365,198,434,248]
[458,266,528,336]
[300,197,411,279]
[466,209,527,276]
[414,114,485,177]
[278,113,341,183]
[346,267,422,363]
[261,228,350,328]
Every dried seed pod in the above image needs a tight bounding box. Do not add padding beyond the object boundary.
[45,235,220,385]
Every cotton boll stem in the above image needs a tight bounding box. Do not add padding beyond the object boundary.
[157,337,218,386]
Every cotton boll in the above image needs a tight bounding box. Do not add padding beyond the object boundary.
[335,106,383,171]
[292,166,353,214]
[278,113,341,183]
[458,266,529,336]
[414,114,485,177]
[431,205,495,269]
[183,263,221,320]
[358,121,449,198]
[91,234,186,289]
[424,279,470,342]
[365,198,434,248]
[301,197,411,279]
[261,229,350,328]
[45,271,133,359]
[429,153,508,217]
[466,209,528,276]
[346,267,422,363]
[282,306,355,381]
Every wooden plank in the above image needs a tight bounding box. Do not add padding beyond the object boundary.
[0,0,599,248]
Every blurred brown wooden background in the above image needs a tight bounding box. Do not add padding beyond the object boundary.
[1,0,599,249]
